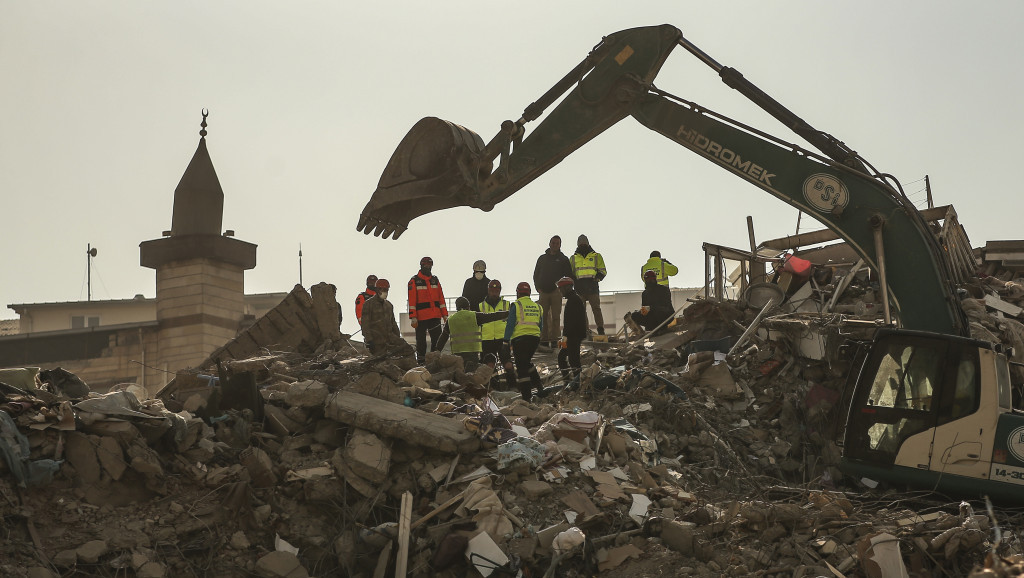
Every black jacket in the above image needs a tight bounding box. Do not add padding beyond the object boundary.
[562,290,588,339]
[461,275,490,311]
[533,249,573,293]
[641,282,674,325]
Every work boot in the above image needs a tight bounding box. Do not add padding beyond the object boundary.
[597,326,605,336]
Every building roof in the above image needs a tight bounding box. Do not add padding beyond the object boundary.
[8,292,287,313]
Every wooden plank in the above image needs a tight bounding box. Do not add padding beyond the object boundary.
[373,541,392,578]
[395,491,412,577]
[411,490,466,530]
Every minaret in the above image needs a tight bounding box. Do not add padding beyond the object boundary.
[140,111,257,378]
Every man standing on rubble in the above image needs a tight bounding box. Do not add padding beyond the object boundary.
[354,274,378,325]
[408,256,448,365]
[504,282,545,402]
[533,235,573,350]
[571,234,607,335]
[556,276,586,385]
[479,280,515,390]
[435,296,510,368]
[640,251,678,287]
[625,270,675,337]
[461,260,490,312]
[360,279,412,356]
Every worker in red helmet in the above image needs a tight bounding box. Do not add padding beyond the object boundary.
[408,256,448,364]
[479,279,515,390]
[360,279,413,357]
[556,276,586,385]
[625,270,675,337]
[354,274,379,325]
[503,281,545,402]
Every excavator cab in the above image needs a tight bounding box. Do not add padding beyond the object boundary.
[356,117,490,239]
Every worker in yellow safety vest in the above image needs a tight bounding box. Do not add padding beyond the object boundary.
[570,234,607,335]
[640,250,678,286]
[435,296,509,368]
[479,280,515,390]
[503,282,545,402]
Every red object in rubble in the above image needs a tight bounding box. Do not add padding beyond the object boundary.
[758,359,782,375]
[782,254,813,278]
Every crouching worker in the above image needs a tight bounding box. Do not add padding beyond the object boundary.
[625,270,675,336]
[360,279,413,357]
[556,276,586,385]
[435,296,510,369]
[504,282,545,402]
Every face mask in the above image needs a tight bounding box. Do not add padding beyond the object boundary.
[421,268,432,276]
[474,272,485,280]
[378,290,388,300]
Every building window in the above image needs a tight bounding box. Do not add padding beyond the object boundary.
[71,316,100,329]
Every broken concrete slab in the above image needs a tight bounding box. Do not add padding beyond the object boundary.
[324,390,479,454]
[342,429,390,484]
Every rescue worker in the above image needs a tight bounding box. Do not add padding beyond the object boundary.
[533,235,572,350]
[625,270,675,336]
[408,256,448,364]
[571,234,607,335]
[503,282,544,402]
[461,260,490,312]
[640,251,678,287]
[479,279,515,390]
[360,279,413,357]
[354,274,378,325]
[556,276,586,385]
[435,296,509,368]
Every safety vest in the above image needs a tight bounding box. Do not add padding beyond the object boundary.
[355,290,376,324]
[511,296,543,339]
[571,252,605,280]
[640,257,677,286]
[478,298,509,341]
[408,272,447,321]
[447,310,482,354]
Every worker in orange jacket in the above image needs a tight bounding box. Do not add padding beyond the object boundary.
[354,274,378,325]
[408,256,448,364]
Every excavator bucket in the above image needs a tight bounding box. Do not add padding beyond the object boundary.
[356,117,490,239]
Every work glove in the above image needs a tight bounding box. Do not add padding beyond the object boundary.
[411,319,418,329]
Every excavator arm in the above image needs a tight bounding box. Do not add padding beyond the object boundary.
[357,24,968,337]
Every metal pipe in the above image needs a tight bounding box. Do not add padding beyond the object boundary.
[870,215,892,325]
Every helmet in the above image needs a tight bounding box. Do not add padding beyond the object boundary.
[366,274,378,287]
[375,278,390,290]
[473,260,486,272]
[516,281,531,297]
[420,256,433,268]
[488,279,502,290]
[455,296,470,310]
[643,270,657,282]
[556,276,574,288]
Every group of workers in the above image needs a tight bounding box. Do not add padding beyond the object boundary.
[354,234,678,402]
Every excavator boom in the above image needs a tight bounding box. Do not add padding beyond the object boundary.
[357,24,967,337]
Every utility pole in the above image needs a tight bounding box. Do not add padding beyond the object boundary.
[86,244,98,301]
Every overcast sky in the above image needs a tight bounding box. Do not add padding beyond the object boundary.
[2,2,1021,336]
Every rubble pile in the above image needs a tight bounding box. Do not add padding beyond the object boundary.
[1,264,1024,577]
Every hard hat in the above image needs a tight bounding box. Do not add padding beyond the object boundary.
[375,278,390,290]
[516,281,531,296]
[488,279,502,290]
[366,274,378,287]
[556,276,574,288]
[420,256,433,268]
[650,250,661,258]
[643,270,657,282]
[473,260,486,272]
[455,296,470,310]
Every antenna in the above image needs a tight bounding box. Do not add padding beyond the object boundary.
[298,244,303,287]
[86,244,98,301]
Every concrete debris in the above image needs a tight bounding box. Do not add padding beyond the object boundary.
[3,262,1024,578]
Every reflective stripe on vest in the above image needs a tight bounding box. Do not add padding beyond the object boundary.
[511,297,542,339]
[572,253,598,279]
[478,298,509,341]
[448,310,482,353]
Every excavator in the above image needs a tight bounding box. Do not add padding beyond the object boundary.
[356,25,1022,503]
